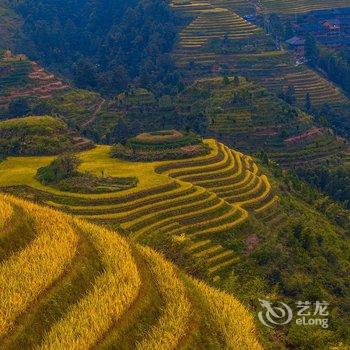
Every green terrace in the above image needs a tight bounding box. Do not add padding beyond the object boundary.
[0,140,279,279]
[171,0,348,108]
[260,0,350,14]
[176,76,347,166]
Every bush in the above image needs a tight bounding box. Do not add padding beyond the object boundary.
[37,154,81,184]
[37,154,138,194]
[111,142,210,162]
[0,116,74,156]
[8,98,30,117]
[126,131,202,151]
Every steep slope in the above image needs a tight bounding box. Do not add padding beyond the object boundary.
[0,116,93,156]
[4,0,181,94]
[0,141,278,278]
[0,2,21,49]
[0,52,106,128]
[0,52,69,108]
[0,193,262,349]
[178,77,347,166]
[260,0,350,14]
[0,139,349,348]
[172,0,348,108]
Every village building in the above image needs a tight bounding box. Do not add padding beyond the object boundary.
[285,36,305,58]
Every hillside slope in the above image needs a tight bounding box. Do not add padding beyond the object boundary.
[0,138,349,348]
[0,52,111,131]
[2,0,182,94]
[2,53,344,168]
[260,0,350,14]
[0,116,93,156]
[0,193,262,349]
[172,0,348,108]
[0,140,278,277]
[0,2,21,49]
[178,77,347,166]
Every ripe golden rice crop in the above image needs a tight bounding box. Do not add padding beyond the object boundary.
[136,245,192,350]
[0,196,78,337]
[0,193,264,348]
[0,195,13,229]
[39,219,141,350]
[190,278,263,350]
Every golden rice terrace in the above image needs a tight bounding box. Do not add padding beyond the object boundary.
[0,194,263,349]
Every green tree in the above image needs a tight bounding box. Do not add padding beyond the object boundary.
[285,85,296,105]
[8,98,30,117]
[32,101,54,116]
[73,59,97,89]
[320,116,330,128]
[130,119,142,137]
[37,154,81,183]
[257,150,269,165]
[223,75,230,85]
[284,21,294,40]
[109,119,130,144]
[305,35,319,66]
[305,93,312,112]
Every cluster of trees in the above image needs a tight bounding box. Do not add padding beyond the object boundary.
[230,90,252,106]
[268,14,295,41]
[7,98,31,118]
[296,165,350,210]
[37,154,81,184]
[315,103,350,139]
[13,0,183,95]
[278,85,297,105]
[105,113,209,145]
[278,86,314,114]
[36,153,138,193]
[305,36,350,95]
[266,160,350,228]
[107,119,141,144]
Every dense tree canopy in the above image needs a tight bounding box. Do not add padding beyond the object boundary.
[13,0,183,95]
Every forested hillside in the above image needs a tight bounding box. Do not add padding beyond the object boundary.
[10,0,183,95]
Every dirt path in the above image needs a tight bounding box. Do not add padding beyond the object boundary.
[81,99,105,128]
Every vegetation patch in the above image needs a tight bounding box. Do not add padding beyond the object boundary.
[36,154,138,194]
[112,130,210,161]
[0,116,75,156]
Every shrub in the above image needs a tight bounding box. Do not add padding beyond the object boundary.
[8,98,30,117]
[37,154,81,183]
[37,154,138,194]
[0,116,74,156]
[112,142,210,162]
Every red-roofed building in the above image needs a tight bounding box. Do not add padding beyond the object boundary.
[322,19,341,32]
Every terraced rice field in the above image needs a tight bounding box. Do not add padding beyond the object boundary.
[0,140,279,277]
[0,194,263,349]
[270,129,346,166]
[344,149,350,168]
[0,55,104,127]
[171,0,251,15]
[172,0,348,107]
[179,76,309,136]
[178,77,346,166]
[263,69,346,106]
[178,7,262,48]
[0,58,69,104]
[260,0,350,14]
